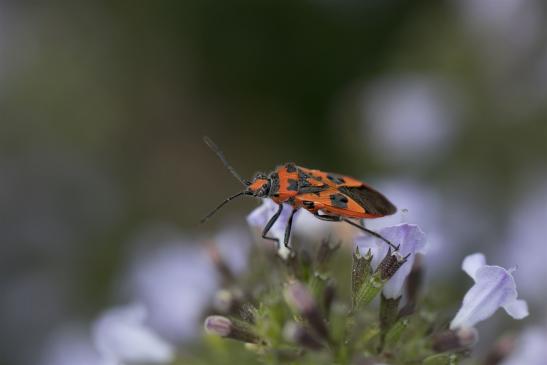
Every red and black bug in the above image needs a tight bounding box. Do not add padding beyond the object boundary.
[201,137,398,250]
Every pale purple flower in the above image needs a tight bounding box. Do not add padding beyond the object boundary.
[501,179,547,303]
[501,326,547,365]
[449,253,529,330]
[212,226,252,276]
[39,324,103,365]
[92,304,174,365]
[125,234,218,342]
[361,75,460,165]
[356,223,427,299]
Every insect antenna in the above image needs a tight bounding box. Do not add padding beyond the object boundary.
[203,136,248,187]
[200,191,249,224]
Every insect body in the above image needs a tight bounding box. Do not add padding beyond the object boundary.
[201,137,397,250]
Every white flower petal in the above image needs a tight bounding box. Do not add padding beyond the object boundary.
[503,299,529,319]
[450,260,528,330]
[93,304,174,364]
[462,252,486,281]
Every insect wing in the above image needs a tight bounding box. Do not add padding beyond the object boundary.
[297,167,363,188]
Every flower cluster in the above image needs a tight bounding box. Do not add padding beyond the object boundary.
[64,198,534,365]
[199,199,530,365]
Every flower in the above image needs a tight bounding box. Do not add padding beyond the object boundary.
[501,326,547,365]
[356,223,426,299]
[211,226,251,276]
[502,179,547,303]
[92,303,174,365]
[361,75,460,165]
[125,233,218,342]
[449,253,529,330]
[39,324,103,365]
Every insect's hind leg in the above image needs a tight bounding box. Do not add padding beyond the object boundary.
[283,208,298,249]
[342,218,399,251]
[261,203,283,245]
[313,212,398,250]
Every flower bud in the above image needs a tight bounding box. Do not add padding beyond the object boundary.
[379,294,401,351]
[352,246,373,310]
[206,243,235,284]
[432,327,478,352]
[283,322,324,350]
[213,289,236,313]
[483,335,515,365]
[204,315,262,344]
[316,238,341,273]
[284,281,329,341]
[323,280,336,316]
[377,248,408,281]
[405,253,423,305]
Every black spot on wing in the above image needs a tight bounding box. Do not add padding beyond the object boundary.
[287,178,298,191]
[338,185,396,216]
[269,172,280,196]
[327,174,346,185]
[285,163,297,173]
[330,193,349,209]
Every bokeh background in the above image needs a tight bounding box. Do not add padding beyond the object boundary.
[1,1,546,365]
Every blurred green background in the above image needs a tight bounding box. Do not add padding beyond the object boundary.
[0,1,546,365]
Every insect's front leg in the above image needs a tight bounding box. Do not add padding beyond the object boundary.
[283,208,298,249]
[261,203,283,244]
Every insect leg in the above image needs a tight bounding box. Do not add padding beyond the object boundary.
[261,203,283,244]
[283,208,298,249]
[342,218,399,251]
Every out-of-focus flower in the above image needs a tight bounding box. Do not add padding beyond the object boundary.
[449,253,528,330]
[210,226,252,276]
[456,0,542,59]
[361,75,460,165]
[501,326,547,365]
[125,232,218,343]
[356,223,426,299]
[92,304,174,365]
[501,179,547,303]
[39,324,103,365]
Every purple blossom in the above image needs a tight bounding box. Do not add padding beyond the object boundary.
[361,75,460,165]
[501,179,547,303]
[39,324,103,365]
[125,234,218,342]
[92,304,174,365]
[501,326,547,365]
[212,226,252,276]
[356,223,427,299]
[449,253,529,330]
